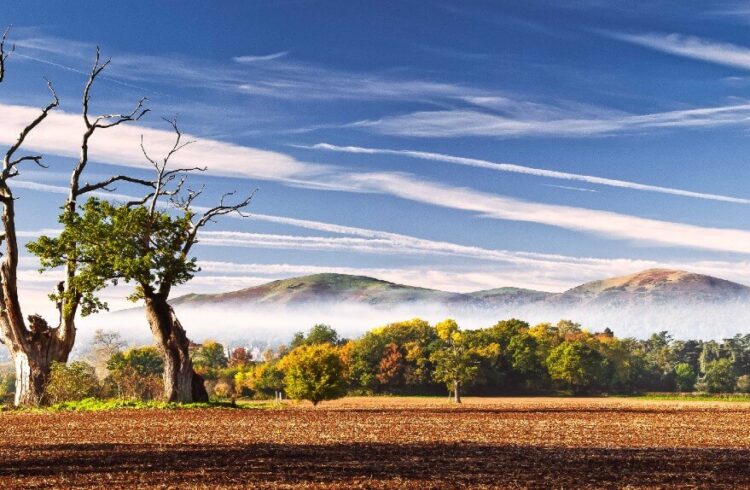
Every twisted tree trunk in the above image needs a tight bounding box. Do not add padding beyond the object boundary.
[10,316,74,405]
[144,293,208,403]
[0,196,73,406]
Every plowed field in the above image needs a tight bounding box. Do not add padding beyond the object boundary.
[1,397,749,488]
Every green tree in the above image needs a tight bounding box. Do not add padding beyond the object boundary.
[193,341,229,372]
[674,362,697,392]
[697,359,736,393]
[107,346,164,376]
[253,362,286,399]
[430,319,500,403]
[546,341,606,394]
[291,324,341,348]
[280,344,346,405]
[42,122,253,403]
[44,361,100,404]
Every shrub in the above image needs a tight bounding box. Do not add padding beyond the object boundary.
[45,361,100,404]
[0,369,14,403]
[737,375,750,394]
[106,347,164,400]
[213,380,233,399]
[279,344,346,405]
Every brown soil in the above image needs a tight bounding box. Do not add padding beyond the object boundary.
[1,397,749,488]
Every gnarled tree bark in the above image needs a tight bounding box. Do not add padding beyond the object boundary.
[143,292,207,402]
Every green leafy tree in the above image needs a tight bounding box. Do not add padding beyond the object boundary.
[107,346,164,376]
[697,359,736,393]
[252,362,286,399]
[430,319,500,403]
[41,121,253,403]
[280,344,346,405]
[546,341,607,394]
[291,324,341,348]
[193,340,229,373]
[674,362,697,392]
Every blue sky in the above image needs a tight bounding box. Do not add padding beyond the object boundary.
[5,0,750,312]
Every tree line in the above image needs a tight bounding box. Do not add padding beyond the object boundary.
[13,318,750,406]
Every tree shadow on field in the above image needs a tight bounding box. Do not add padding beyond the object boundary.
[1,442,749,488]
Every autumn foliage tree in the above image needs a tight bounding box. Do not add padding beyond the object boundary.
[376,342,406,389]
[280,343,346,406]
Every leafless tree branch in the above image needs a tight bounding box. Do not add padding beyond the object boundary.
[182,189,257,255]
[2,79,59,183]
[0,26,14,84]
[77,175,156,196]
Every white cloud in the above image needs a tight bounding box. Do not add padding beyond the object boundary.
[0,103,327,183]
[233,52,290,63]
[308,143,750,204]
[10,122,750,257]
[340,172,750,255]
[609,31,750,71]
[353,103,750,138]
[12,33,479,102]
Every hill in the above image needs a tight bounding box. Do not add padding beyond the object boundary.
[172,273,469,306]
[172,268,750,310]
[554,268,750,307]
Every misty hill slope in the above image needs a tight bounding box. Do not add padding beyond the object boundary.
[468,287,554,306]
[554,268,750,307]
[171,268,750,311]
[172,273,470,306]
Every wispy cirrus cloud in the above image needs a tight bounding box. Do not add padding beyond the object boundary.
[0,103,327,183]
[11,33,478,102]
[607,31,750,71]
[9,106,750,256]
[306,143,750,204]
[341,172,750,255]
[351,102,750,138]
[233,51,290,63]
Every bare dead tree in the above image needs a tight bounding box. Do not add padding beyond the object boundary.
[0,31,151,405]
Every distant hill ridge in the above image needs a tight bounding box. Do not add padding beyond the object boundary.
[172,268,750,309]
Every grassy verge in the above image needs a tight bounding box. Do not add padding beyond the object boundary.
[21,398,280,412]
[626,393,750,402]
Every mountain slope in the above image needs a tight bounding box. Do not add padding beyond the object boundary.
[172,273,469,306]
[468,287,553,306]
[554,268,750,307]
[171,268,750,310]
